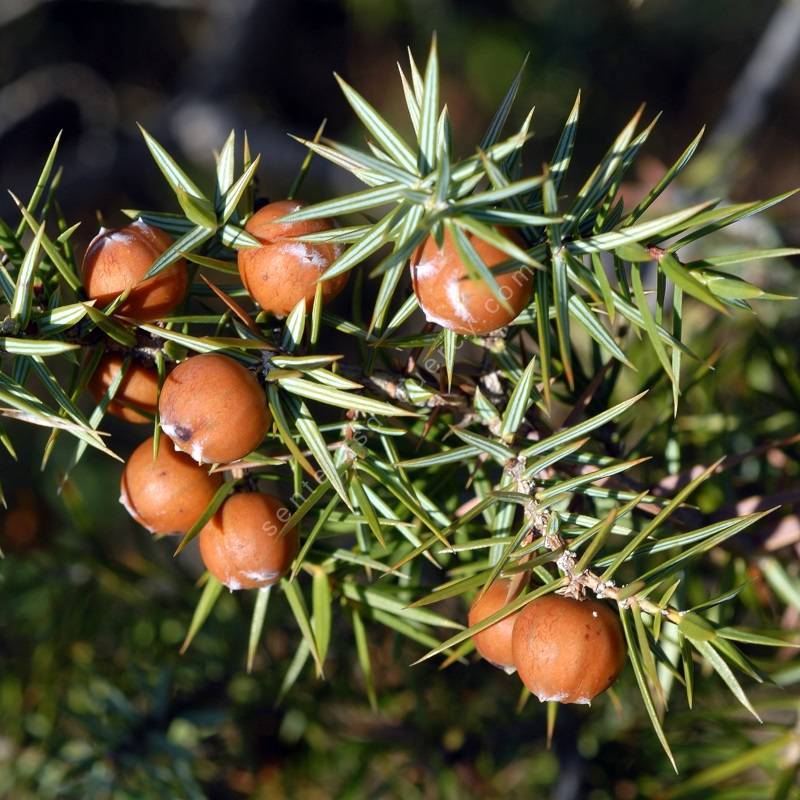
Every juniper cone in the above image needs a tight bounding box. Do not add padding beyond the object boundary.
[88,352,159,423]
[1,36,799,782]
[120,436,223,535]
[468,578,521,669]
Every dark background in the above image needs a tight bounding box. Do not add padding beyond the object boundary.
[1,1,798,236]
[2,1,800,798]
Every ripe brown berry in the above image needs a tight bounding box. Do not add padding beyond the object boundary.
[411,228,533,335]
[158,353,270,464]
[237,199,347,317]
[88,353,158,423]
[198,492,298,590]
[120,436,222,535]
[82,220,188,320]
[468,578,521,670]
[511,593,626,704]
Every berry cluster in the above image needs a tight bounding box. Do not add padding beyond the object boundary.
[81,212,323,591]
[469,580,626,704]
[4,38,784,740]
[84,192,534,589]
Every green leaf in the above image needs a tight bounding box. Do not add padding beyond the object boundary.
[624,127,705,223]
[537,457,648,504]
[619,606,677,771]
[398,444,481,469]
[677,611,716,642]
[600,458,722,582]
[356,459,448,547]
[689,638,760,720]
[633,509,772,585]
[543,180,573,387]
[549,91,580,192]
[667,190,798,250]
[179,253,236,275]
[277,375,416,418]
[568,293,632,367]
[569,200,717,255]
[180,574,224,654]
[0,263,15,304]
[573,507,618,573]
[0,338,79,356]
[563,105,643,236]
[175,186,217,229]
[246,586,271,673]
[692,268,793,302]
[84,305,137,348]
[631,264,677,389]
[214,129,236,204]
[276,639,311,706]
[288,118,327,200]
[686,247,800,269]
[139,124,206,200]
[659,252,727,313]
[632,603,666,711]
[123,209,191,234]
[136,324,266,360]
[144,225,214,279]
[282,578,324,676]
[442,328,457,391]
[321,208,402,281]
[398,62,420,134]
[312,569,332,668]
[334,74,418,172]
[412,579,563,665]
[289,135,413,187]
[369,216,426,334]
[9,220,45,327]
[284,183,406,222]
[310,282,324,346]
[452,429,515,464]
[29,357,91,429]
[286,393,352,510]
[715,626,800,648]
[173,480,236,556]
[349,472,386,549]
[220,154,261,224]
[614,242,652,262]
[410,573,488,608]
[331,548,399,575]
[446,219,512,313]
[481,53,529,150]
[351,605,378,710]
[499,357,537,441]
[266,386,321,481]
[534,271,553,409]
[759,556,800,613]
[281,299,307,353]
[341,583,462,631]
[220,222,261,249]
[455,214,543,269]
[418,35,439,173]
[15,131,62,239]
[522,437,593,481]
[37,301,92,335]
[455,174,546,209]
[0,383,115,460]
[521,392,646,459]
[11,195,81,291]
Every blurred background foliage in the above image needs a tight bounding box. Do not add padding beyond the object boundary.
[2,1,800,798]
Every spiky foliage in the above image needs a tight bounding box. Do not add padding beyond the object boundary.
[1,38,799,781]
